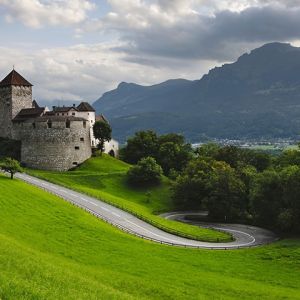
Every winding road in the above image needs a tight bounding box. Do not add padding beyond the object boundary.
[16,173,278,250]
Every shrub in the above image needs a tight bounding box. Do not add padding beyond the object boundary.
[0,157,22,179]
[127,157,163,186]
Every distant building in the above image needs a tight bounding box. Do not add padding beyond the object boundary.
[0,69,119,171]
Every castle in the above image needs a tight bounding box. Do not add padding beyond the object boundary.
[0,69,118,171]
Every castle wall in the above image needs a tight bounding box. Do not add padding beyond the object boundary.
[76,111,96,146]
[0,85,32,139]
[16,120,92,171]
[0,86,13,138]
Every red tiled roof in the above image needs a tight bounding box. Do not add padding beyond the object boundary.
[0,69,33,87]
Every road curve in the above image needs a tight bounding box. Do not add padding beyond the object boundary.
[161,212,278,248]
[16,173,278,249]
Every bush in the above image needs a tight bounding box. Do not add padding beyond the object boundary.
[127,157,163,186]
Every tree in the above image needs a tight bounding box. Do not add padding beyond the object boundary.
[250,169,283,227]
[171,158,217,210]
[127,157,163,186]
[0,157,22,179]
[195,143,221,159]
[120,130,159,164]
[93,121,112,155]
[207,162,246,221]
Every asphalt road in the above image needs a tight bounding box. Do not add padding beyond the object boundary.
[16,173,278,249]
[161,212,278,248]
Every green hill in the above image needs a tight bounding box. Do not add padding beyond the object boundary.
[1,173,300,299]
[27,154,230,242]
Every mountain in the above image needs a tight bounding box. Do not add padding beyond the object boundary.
[93,43,300,142]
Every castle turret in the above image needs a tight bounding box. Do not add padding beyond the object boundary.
[0,69,33,138]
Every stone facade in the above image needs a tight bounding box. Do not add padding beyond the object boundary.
[15,118,92,171]
[0,85,32,138]
[0,69,119,171]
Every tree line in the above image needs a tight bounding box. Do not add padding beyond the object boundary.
[122,130,300,234]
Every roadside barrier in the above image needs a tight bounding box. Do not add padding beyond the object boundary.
[13,172,278,250]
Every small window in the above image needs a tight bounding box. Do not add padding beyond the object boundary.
[32,122,36,129]
[75,146,80,150]
[72,112,76,116]
[72,162,78,166]
[47,120,52,128]
[80,137,84,142]
[66,120,70,128]
[62,113,64,116]
[83,121,86,128]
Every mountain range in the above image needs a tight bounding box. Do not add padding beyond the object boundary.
[93,42,300,143]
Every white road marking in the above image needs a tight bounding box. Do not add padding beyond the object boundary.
[15,173,276,249]
[111,212,121,218]
[125,219,177,243]
[101,206,110,212]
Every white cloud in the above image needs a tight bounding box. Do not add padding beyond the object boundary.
[80,0,300,63]
[0,43,216,104]
[1,0,300,103]
[0,0,95,28]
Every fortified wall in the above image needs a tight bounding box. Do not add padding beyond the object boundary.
[15,117,92,171]
[0,69,119,171]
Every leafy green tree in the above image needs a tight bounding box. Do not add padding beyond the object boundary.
[158,141,192,175]
[93,121,112,154]
[0,157,22,179]
[121,131,159,164]
[278,166,300,231]
[207,162,246,221]
[250,169,283,227]
[121,131,193,175]
[127,157,163,186]
[243,150,271,172]
[195,143,221,158]
[172,158,218,210]
[276,149,300,167]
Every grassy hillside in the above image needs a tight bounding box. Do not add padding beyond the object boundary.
[0,174,300,299]
[27,155,231,242]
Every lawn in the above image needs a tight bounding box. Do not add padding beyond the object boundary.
[27,154,231,243]
[0,174,300,299]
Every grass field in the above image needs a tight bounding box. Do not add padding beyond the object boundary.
[0,174,300,299]
[27,155,231,242]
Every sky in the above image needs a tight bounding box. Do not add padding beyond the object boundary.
[0,0,300,104]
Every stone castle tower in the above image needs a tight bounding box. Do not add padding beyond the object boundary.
[0,69,33,138]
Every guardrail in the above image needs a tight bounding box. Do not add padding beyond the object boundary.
[13,172,280,250]
[24,172,233,243]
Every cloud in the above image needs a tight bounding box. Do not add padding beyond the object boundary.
[0,0,95,28]
[0,43,215,104]
[2,0,300,103]
[81,0,300,63]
